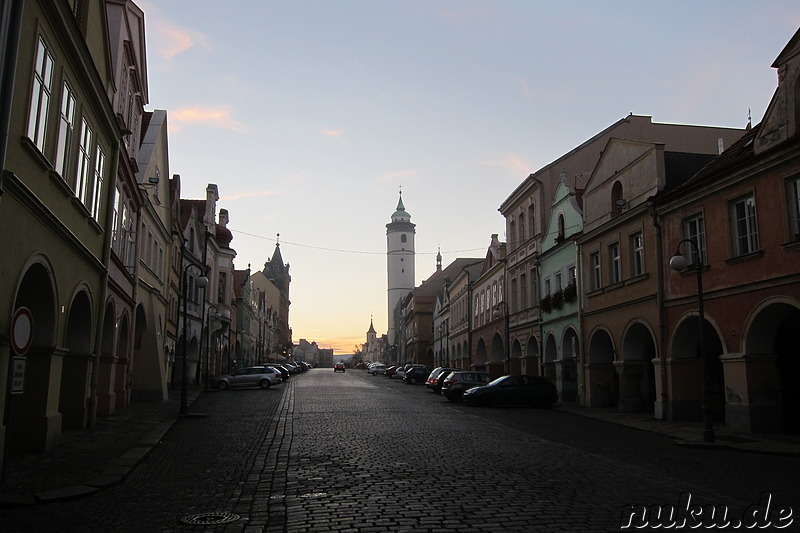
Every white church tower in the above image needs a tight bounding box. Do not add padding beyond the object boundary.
[386,192,415,343]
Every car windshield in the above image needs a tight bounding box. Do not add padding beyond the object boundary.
[486,376,508,387]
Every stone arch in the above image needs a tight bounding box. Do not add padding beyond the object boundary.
[743,298,800,433]
[668,312,725,422]
[524,335,540,376]
[475,337,488,370]
[586,328,617,407]
[543,332,558,382]
[9,261,60,451]
[510,338,523,374]
[60,289,94,429]
[619,321,657,412]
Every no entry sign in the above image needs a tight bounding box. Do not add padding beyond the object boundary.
[11,307,33,356]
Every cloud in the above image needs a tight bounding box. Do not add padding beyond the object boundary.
[375,169,419,183]
[324,130,345,138]
[138,1,211,61]
[481,153,533,177]
[169,107,253,134]
[222,190,280,201]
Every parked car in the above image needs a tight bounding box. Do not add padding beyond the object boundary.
[463,375,558,407]
[334,362,346,372]
[384,365,399,377]
[368,363,388,376]
[212,366,282,390]
[425,367,460,393]
[270,365,291,381]
[440,371,494,402]
[403,366,432,384]
[391,367,405,380]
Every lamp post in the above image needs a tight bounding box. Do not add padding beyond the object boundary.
[493,301,510,375]
[669,238,715,443]
[180,262,207,416]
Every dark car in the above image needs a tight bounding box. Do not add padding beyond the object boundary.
[269,365,290,381]
[440,371,494,402]
[403,366,432,385]
[463,375,558,407]
[334,362,346,372]
[425,367,460,393]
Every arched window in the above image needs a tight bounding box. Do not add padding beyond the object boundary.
[611,181,625,216]
[557,213,565,239]
[400,234,407,243]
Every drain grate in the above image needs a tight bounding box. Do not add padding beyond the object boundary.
[180,511,240,525]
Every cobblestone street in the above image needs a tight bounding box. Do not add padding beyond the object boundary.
[3,369,799,532]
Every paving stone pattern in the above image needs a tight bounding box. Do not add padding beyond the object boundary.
[1,371,797,532]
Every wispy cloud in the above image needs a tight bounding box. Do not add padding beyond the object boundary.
[323,130,345,139]
[481,153,533,177]
[375,169,419,183]
[138,1,210,61]
[223,190,280,201]
[169,107,253,134]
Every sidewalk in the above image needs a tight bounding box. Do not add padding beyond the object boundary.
[1,390,798,507]
[555,402,800,455]
[0,387,203,507]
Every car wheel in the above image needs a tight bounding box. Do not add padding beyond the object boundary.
[217,381,228,390]
[259,379,271,389]
[448,390,464,403]
[410,377,418,384]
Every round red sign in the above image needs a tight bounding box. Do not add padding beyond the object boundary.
[11,307,33,356]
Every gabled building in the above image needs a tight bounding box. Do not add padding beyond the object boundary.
[133,109,174,401]
[657,28,800,433]
[579,139,729,414]
[538,178,583,402]
[254,238,292,358]
[445,260,483,370]
[470,234,507,377]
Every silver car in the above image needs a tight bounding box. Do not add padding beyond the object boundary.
[213,366,282,390]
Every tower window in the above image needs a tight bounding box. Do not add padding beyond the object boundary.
[401,234,407,243]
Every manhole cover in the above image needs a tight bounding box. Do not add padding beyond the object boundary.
[180,511,240,525]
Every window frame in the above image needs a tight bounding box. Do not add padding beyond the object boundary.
[787,175,800,241]
[608,242,621,284]
[630,231,644,276]
[590,251,601,291]
[730,194,759,257]
[684,214,707,265]
[26,36,55,153]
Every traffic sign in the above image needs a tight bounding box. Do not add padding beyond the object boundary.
[10,307,33,356]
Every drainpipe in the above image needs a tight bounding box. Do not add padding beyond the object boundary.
[0,0,24,204]
[648,201,669,420]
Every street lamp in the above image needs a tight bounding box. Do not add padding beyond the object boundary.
[669,238,715,443]
[493,301,510,375]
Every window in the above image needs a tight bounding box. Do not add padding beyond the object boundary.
[520,273,527,308]
[91,145,105,219]
[557,214,565,239]
[518,213,525,243]
[631,232,644,276]
[528,204,536,237]
[788,176,800,240]
[76,119,93,209]
[611,181,625,216]
[685,215,706,265]
[568,265,577,285]
[590,252,601,290]
[554,271,562,292]
[27,37,54,152]
[218,272,226,304]
[731,194,759,256]
[400,234,407,243]
[544,277,551,296]
[609,242,621,284]
[54,82,76,180]
[509,220,516,248]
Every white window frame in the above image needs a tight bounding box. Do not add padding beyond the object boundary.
[54,81,76,180]
[731,194,759,256]
[27,36,54,152]
[91,144,105,219]
[685,214,706,265]
[631,232,644,276]
[77,118,93,209]
[609,242,621,284]
[590,252,601,290]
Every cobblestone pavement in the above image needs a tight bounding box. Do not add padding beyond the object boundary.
[2,369,799,532]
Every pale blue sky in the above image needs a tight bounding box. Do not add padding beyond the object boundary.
[140,1,799,353]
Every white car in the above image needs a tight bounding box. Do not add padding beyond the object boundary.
[213,366,282,390]
[368,364,387,376]
[391,368,405,380]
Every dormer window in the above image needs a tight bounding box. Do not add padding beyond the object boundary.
[557,213,565,240]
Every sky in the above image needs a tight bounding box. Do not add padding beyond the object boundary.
[138,1,800,355]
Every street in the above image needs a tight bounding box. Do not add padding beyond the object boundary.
[3,369,799,532]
